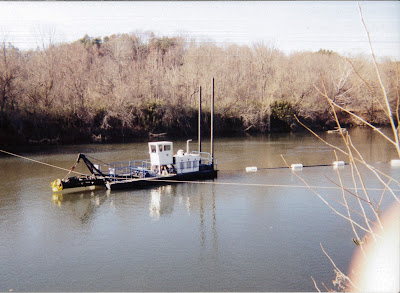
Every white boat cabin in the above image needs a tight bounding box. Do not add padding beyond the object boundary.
[148,141,200,175]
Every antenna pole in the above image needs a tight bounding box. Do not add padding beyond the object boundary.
[211,78,214,166]
[198,86,202,154]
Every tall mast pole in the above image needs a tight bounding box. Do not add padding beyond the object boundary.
[198,86,202,153]
[211,78,214,166]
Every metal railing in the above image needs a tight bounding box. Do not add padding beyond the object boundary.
[95,160,153,181]
[92,151,216,183]
[190,151,213,166]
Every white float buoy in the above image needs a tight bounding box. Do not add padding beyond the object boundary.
[246,166,258,172]
[291,163,303,170]
[333,161,345,167]
[390,159,400,167]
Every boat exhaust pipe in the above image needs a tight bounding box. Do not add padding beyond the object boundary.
[187,139,192,154]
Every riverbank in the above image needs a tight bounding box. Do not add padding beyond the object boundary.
[0,33,396,146]
[0,104,389,146]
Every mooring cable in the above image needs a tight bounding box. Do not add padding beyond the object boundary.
[139,177,400,192]
[0,149,85,176]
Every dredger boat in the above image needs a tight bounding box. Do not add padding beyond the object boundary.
[51,140,217,192]
[52,79,217,192]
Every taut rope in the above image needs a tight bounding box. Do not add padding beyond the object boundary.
[0,149,85,176]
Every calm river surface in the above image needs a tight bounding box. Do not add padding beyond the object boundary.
[0,128,398,291]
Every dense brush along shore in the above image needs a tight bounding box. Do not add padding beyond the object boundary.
[0,33,397,145]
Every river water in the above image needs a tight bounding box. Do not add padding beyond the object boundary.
[0,128,398,291]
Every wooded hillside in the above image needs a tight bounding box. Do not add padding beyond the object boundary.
[0,33,398,144]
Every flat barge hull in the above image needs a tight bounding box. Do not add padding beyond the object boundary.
[108,169,217,190]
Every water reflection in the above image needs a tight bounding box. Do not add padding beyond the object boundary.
[51,190,109,224]
[148,183,218,252]
[149,185,175,219]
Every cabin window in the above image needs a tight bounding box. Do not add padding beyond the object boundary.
[180,162,184,170]
[159,145,163,152]
[186,161,191,168]
[193,160,198,168]
[164,145,171,151]
[151,145,156,153]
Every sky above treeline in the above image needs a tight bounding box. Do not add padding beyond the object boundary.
[0,1,399,60]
